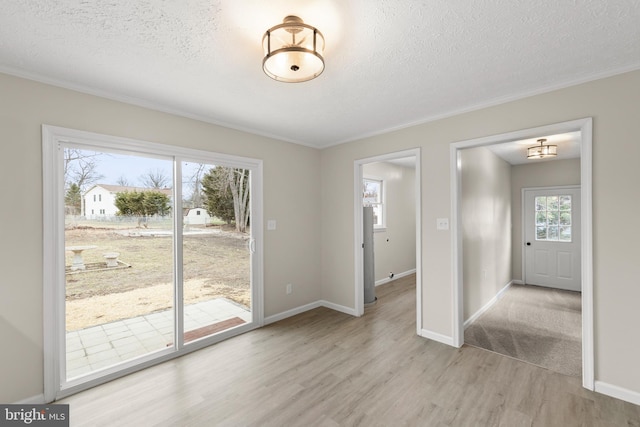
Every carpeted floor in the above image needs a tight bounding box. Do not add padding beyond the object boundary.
[464,284,582,377]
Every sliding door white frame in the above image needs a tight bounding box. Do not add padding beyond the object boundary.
[43,125,263,401]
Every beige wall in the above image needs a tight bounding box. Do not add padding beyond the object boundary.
[461,147,512,320]
[320,70,640,394]
[0,73,321,403]
[511,158,581,281]
[363,162,416,282]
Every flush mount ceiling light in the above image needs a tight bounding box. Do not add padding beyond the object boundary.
[262,15,325,83]
[527,138,557,159]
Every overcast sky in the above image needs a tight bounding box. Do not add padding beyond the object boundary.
[68,148,213,197]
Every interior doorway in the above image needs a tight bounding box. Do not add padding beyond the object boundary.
[354,148,421,333]
[450,118,594,390]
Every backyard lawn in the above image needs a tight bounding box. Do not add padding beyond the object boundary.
[64,222,250,331]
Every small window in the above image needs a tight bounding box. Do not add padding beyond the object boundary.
[196,210,201,215]
[99,194,102,202]
[363,178,385,229]
[93,195,96,202]
[535,195,572,242]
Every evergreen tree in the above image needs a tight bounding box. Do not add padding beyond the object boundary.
[202,166,250,232]
[115,191,170,217]
[202,167,236,224]
[65,183,82,215]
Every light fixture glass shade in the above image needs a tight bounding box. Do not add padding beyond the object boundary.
[263,16,325,83]
[527,139,557,159]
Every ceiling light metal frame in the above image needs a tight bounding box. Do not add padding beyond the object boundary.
[262,15,325,83]
[527,138,557,159]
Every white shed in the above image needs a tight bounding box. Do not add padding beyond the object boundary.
[184,208,211,225]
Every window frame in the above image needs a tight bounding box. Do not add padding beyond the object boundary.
[363,176,386,231]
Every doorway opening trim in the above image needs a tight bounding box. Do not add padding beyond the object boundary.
[449,118,593,390]
[354,148,422,335]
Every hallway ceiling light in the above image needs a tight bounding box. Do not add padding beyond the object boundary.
[527,138,557,159]
[262,15,325,83]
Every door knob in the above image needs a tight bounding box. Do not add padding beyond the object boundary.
[526,242,531,246]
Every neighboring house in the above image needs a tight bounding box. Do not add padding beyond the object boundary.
[184,207,211,225]
[82,184,173,219]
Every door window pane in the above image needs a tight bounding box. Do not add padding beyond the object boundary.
[64,148,174,380]
[535,194,572,242]
[536,226,547,240]
[180,162,251,345]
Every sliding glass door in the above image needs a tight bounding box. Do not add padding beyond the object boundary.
[64,149,176,380]
[43,126,263,400]
[179,161,252,346]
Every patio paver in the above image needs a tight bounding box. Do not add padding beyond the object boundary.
[66,298,251,379]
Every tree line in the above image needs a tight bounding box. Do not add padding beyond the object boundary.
[64,149,250,233]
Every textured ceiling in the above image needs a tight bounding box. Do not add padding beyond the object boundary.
[1,1,639,148]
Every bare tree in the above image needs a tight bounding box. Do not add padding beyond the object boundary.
[64,148,104,192]
[202,166,250,232]
[140,169,170,189]
[116,175,132,187]
[227,168,250,233]
[187,163,207,208]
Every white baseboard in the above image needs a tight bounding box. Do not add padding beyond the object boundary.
[319,300,358,317]
[463,280,514,330]
[512,279,524,285]
[420,329,455,347]
[375,278,390,286]
[14,394,45,404]
[264,300,358,325]
[595,381,640,406]
[264,301,322,325]
[375,268,417,287]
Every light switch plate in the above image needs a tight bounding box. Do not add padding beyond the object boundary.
[436,218,449,230]
[267,220,277,231]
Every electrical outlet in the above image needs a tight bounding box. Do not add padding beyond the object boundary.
[436,218,449,230]
[286,283,292,294]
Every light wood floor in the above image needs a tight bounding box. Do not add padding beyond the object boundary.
[61,275,640,426]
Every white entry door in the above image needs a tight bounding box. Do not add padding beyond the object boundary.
[524,186,581,291]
